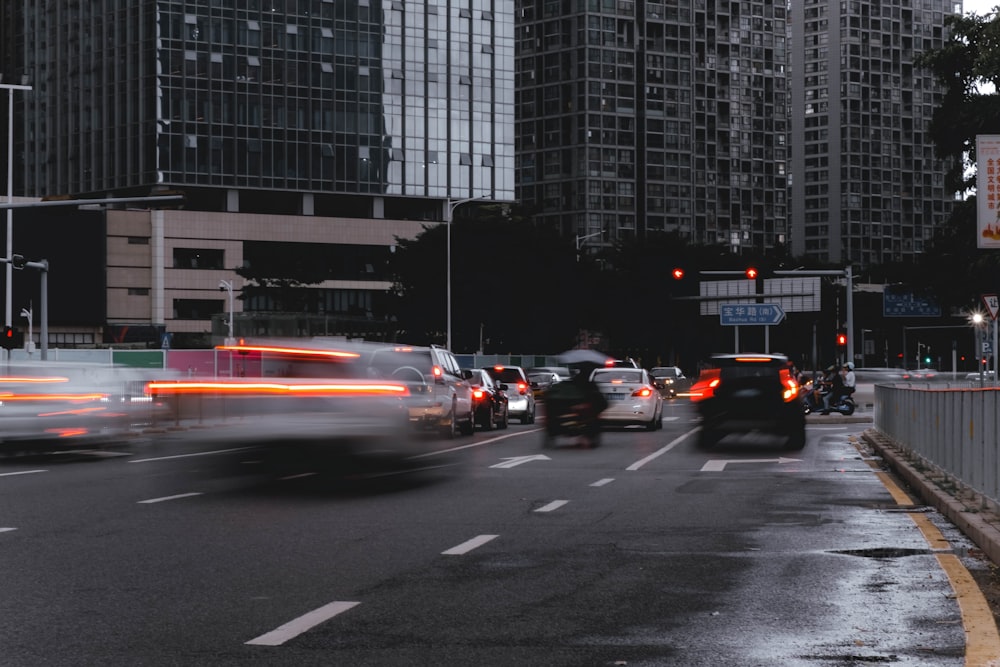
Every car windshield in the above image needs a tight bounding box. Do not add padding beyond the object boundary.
[368,348,433,377]
[592,370,643,383]
[489,368,524,383]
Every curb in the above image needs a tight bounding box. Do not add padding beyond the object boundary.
[861,429,1000,566]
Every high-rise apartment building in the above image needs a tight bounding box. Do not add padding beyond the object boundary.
[515,0,790,254]
[788,0,959,266]
[0,1,514,346]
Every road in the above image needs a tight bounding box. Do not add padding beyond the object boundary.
[1,399,996,666]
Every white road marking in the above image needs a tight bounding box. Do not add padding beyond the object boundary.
[245,600,361,646]
[534,500,568,512]
[409,429,542,459]
[626,429,697,470]
[0,527,17,533]
[591,478,614,487]
[442,534,499,555]
[701,457,802,472]
[137,492,204,504]
[279,472,317,481]
[490,454,550,469]
[662,416,679,422]
[0,469,46,477]
[129,447,254,463]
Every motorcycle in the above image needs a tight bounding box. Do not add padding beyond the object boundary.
[803,382,856,416]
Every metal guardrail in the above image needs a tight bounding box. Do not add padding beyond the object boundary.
[874,383,1000,504]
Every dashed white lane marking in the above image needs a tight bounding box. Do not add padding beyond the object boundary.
[279,472,317,481]
[626,429,696,471]
[662,416,679,421]
[0,527,17,533]
[591,478,614,487]
[246,600,361,646]
[129,447,254,463]
[0,469,46,477]
[534,500,568,513]
[442,534,499,555]
[137,492,203,504]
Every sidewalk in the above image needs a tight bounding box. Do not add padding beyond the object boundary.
[861,428,1000,566]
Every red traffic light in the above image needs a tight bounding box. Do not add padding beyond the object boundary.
[671,267,685,280]
[745,267,758,279]
[3,327,11,339]
[836,333,847,346]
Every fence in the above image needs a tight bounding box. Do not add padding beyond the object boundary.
[874,384,1000,504]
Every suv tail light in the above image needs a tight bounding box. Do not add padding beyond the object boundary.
[517,381,528,395]
[432,365,444,383]
[472,388,486,400]
[779,370,800,403]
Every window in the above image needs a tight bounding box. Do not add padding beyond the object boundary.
[173,248,225,269]
[173,299,224,320]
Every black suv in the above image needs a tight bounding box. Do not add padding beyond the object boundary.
[694,353,805,450]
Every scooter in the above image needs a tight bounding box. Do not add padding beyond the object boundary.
[805,386,856,416]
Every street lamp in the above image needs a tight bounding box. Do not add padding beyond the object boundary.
[2,79,32,329]
[445,195,488,351]
[970,311,987,382]
[19,305,31,354]
[219,280,235,346]
[574,230,604,261]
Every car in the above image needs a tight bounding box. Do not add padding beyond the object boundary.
[527,370,561,400]
[694,353,805,450]
[484,365,536,423]
[462,368,509,431]
[608,358,639,368]
[649,365,689,398]
[366,344,476,438]
[527,366,571,381]
[589,366,663,430]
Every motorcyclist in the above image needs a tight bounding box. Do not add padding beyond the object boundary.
[823,362,855,414]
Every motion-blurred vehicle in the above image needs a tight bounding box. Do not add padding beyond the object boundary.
[0,362,167,455]
[527,366,571,382]
[901,368,938,380]
[608,358,639,368]
[367,344,475,438]
[462,368,509,431]
[484,365,536,423]
[526,371,560,400]
[589,367,662,430]
[694,353,805,450]
[649,366,689,398]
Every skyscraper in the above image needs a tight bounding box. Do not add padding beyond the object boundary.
[788,0,959,266]
[515,0,790,254]
[0,0,514,346]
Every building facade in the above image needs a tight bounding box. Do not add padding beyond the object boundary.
[788,0,959,266]
[0,0,514,346]
[515,0,790,254]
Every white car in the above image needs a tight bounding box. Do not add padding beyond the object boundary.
[590,367,663,430]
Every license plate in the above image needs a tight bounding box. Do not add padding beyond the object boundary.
[604,393,626,401]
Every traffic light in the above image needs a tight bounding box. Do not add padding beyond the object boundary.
[836,332,847,347]
[671,267,685,280]
[745,267,758,279]
[0,326,16,350]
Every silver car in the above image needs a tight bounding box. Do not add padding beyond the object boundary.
[590,367,663,430]
[485,365,536,423]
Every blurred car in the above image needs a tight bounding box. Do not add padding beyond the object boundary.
[527,371,560,400]
[462,368,509,431]
[649,366,689,398]
[589,366,662,430]
[366,344,475,438]
[484,365,536,423]
[694,353,805,450]
[527,366,571,381]
[901,368,939,380]
[608,358,639,368]
[965,371,996,383]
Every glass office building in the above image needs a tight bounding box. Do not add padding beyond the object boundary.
[0,1,515,345]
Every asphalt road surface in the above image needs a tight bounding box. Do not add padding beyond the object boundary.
[1,399,996,666]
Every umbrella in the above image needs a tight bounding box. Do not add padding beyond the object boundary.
[557,348,612,366]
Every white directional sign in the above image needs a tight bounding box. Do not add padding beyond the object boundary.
[983,293,999,321]
[719,303,785,326]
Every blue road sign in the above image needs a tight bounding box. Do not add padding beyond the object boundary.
[719,303,785,326]
[883,285,941,317]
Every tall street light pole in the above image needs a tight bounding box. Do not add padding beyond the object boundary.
[445,195,488,351]
[2,81,32,329]
[219,280,235,346]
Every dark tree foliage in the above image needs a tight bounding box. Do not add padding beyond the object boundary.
[913,9,1000,312]
[388,203,584,353]
[235,243,335,313]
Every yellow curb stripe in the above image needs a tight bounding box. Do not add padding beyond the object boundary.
[855,438,1000,664]
[935,554,1000,666]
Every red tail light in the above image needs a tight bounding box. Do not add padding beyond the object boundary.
[472,388,486,400]
[631,387,654,398]
[432,365,443,379]
[517,381,527,395]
